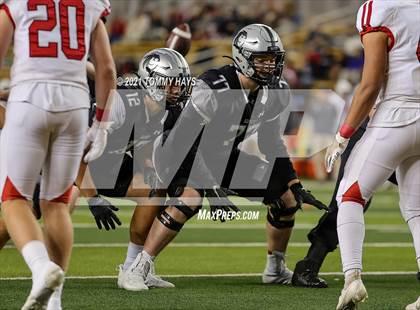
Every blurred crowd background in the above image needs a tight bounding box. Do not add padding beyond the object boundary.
[0,0,368,180]
[105,0,364,93]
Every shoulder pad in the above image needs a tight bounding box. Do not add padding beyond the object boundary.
[199,65,240,90]
[356,0,394,34]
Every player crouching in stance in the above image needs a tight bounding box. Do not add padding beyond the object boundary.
[120,24,327,292]
[325,1,420,309]
[0,1,116,309]
[107,48,193,290]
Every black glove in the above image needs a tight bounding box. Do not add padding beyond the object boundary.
[290,182,328,211]
[144,166,160,198]
[204,187,240,222]
[88,195,122,230]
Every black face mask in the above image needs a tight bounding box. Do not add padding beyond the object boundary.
[250,51,285,86]
[164,81,192,110]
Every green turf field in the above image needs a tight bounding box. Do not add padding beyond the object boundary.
[0,181,418,309]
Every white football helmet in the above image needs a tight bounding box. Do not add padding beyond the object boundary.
[232,24,285,85]
[138,48,192,107]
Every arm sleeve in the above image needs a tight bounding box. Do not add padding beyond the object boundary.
[356,1,395,51]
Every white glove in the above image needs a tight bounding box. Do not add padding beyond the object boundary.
[83,120,112,163]
[325,133,349,173]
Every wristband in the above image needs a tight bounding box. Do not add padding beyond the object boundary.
[96,108,107,121]
[339,124,355,139]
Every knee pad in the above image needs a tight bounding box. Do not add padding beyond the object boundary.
[167,185,185,198]
[157,210,184,232]
[266,199,300,229]
[157,198,201,232]
[166,198,201,219]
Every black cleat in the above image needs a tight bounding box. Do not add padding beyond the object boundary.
[292,260,328,288]
[417,271,420,282]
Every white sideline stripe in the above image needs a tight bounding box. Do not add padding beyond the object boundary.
[3,242,414,249]
[0,271,417,281]
[72,223,410,232]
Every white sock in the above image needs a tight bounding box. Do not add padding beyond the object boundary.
[407,216,420,270]
[266,250,285,273]
[47,283,63,310]
[337,201,365,273]
[122,242,143,270]
[142,250,155,262]
[21,240,50,276]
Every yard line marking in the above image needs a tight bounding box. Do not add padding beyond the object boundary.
[3,242,414,249]
[0,271,417,281]
[71,223,410,232]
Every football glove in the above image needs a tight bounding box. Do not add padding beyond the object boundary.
[204,187,240,222]
[325,133,349,173]
[88,195,121,230]
[83,119,112,163]
[290,182,328,211]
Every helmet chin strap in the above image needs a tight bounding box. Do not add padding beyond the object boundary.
[222,55,240,67]
[223,55,270,86]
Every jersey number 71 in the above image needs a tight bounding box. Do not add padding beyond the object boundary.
[28,0,86,60]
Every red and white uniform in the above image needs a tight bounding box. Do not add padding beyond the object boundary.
[337,0,420,273]
[356,0,420,127]
[0,0,110,201]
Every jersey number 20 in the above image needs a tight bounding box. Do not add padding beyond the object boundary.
[28,0,86,60]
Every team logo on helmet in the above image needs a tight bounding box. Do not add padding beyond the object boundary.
[234,31,247,48]
[143,54,160,74]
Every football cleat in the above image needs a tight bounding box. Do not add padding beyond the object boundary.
[22,262,64,310]
[336,278,368,310]
[292,260,328,288]
[145,261,175,288]
[121,254,149,291]
[405,296,420,310]
[262,251,293,284]
[116,265,125,289]
[119,253,174,291]
[46,295,62,310]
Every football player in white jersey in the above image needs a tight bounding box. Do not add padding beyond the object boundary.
[0,1,116,309]
[325,1,420,309]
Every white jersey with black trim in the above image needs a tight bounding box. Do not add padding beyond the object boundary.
[356,0,420,127]
[1,0,110,104]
